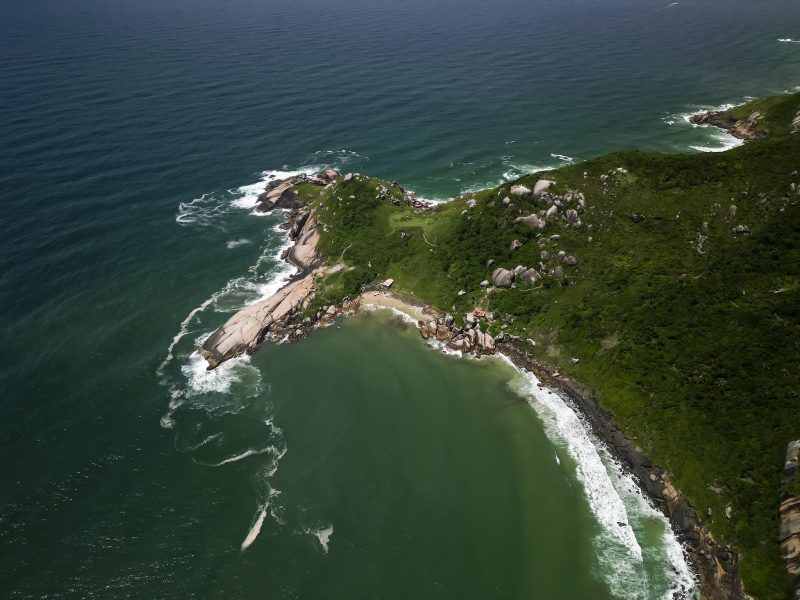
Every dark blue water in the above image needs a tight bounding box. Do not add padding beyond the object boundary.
[1,0,798,597]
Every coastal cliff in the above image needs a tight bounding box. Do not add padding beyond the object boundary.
[202,91,800,599]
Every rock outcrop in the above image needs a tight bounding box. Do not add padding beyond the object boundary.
[201,271,318,369]
[510,184,531,197]
[781,440,800,597]
[491,268,514,287]
[202,173,329,369]
[690,109,768,141]
[515,214,546,229]
[418,312,495,355]
[533,179,554,197]
[285,210,320,270]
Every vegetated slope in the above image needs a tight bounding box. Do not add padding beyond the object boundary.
[305,113,800,598]
[718,92,800,137]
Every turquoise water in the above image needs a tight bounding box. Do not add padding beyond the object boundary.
[2,0,799,597]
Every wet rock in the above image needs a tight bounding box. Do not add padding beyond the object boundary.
[315,167,341,183]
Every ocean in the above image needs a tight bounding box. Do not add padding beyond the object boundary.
[1,0,798,597]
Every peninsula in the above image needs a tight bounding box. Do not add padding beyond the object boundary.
[203,93,800,599]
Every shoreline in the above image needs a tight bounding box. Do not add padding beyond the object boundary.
[201,167,746,598]
[356,291,743,597]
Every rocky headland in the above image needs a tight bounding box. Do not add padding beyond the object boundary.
[200,90,800,599]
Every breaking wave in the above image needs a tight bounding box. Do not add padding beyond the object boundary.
[663,102,746,152]
[501,357,696,599]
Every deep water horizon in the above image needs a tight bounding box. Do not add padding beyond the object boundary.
[2,0,799,597]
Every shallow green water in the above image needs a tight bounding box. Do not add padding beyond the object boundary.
[3,0,799,596]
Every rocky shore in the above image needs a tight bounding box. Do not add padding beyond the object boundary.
[689,108,767,141]
[496,342,745,599]
[201,167,751,598]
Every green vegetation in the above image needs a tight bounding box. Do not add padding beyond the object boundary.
[306,95,800,598]
[718,92,800,137]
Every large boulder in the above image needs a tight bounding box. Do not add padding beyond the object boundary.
[565,209,581,228]
[315,167,340,183]
[492,268,514,287]
[201,272,316,368]
[515,214,546,229]
[546,204,559,218]
[256,180,303,212]
[510,184,532,197]
[286,211,320,270]
[519,268,540,284]
[533,180,554,197]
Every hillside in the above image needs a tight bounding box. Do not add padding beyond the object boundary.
[294,95,800,598]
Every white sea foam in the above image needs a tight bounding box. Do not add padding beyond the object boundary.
[231,167,318,210]
[314,525,334,553]
[360,303,419,325]
[497,355,696,598]
[688,129,745,153]
[550,153,575,164]
[241,504,269,550]
[181,432,224,452]
[181,346,257,395]
[778,38,800,44]
[663,103,747,153]
[207,446,275,467]
[506,363,643,560]
[226,238,252,249]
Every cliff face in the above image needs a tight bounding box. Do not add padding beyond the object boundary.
[782,441,800,598]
